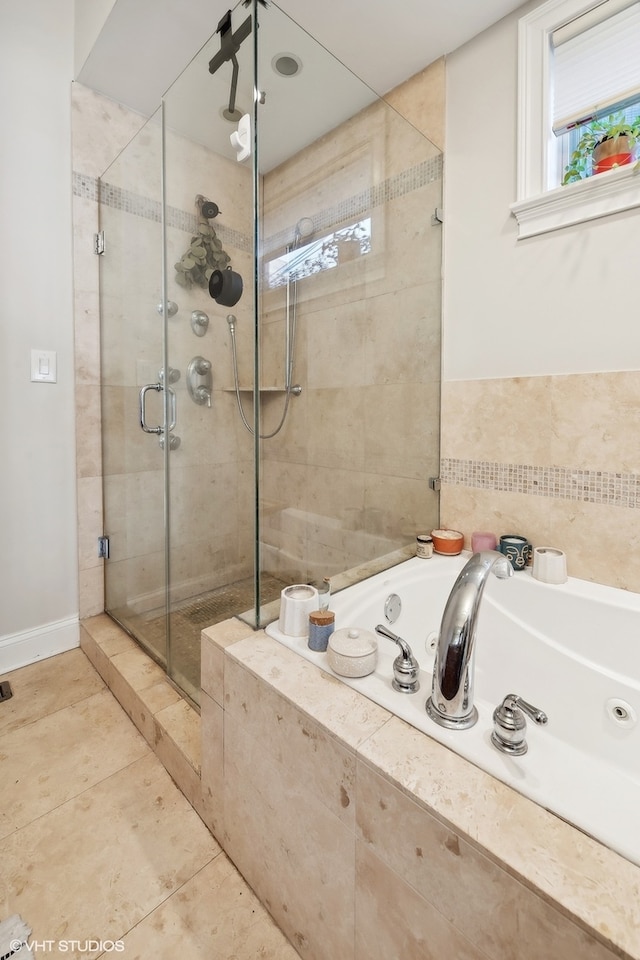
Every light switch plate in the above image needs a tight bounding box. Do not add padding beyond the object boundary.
[31,349,57,383]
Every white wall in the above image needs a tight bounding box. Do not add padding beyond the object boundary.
[0,0,78,661]
[74,0,116,76]
[443,4,640,382]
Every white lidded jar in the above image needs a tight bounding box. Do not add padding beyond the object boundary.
[327,627,378,678]
[416,534,433,558]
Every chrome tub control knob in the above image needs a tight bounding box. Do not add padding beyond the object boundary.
[375,624,420,693]
[491,694,548,756]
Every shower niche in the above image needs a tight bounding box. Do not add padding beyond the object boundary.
[98,0,442,705]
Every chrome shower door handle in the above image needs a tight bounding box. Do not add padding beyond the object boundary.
[139,382,163,435]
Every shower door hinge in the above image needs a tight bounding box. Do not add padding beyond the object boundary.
[431,208,444,225]
[98,535,110,559]
[429,477,442,492]
[93,231,105,255]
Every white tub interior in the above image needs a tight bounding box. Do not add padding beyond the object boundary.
[266,552,640,868]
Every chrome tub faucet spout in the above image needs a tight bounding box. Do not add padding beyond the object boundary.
[426,550,513,730]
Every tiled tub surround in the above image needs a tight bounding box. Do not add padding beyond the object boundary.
[201,623,640,960]
[265,553,640,869]
[440,373,640,593]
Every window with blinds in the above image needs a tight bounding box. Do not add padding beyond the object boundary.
[552,0,640,183]
[512,0,640,236]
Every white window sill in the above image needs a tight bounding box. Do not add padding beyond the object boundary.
[511,163,640,239]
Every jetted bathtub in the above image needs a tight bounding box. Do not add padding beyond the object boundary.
[266,552,640,868]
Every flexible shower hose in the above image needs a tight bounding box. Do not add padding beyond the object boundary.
[228,320,293,438]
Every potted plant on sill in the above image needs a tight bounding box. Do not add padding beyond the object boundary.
[562,113,640,185]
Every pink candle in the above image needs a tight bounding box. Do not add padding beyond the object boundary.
[471,531,497,552]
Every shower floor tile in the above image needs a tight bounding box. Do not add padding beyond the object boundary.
[110,573,286,704]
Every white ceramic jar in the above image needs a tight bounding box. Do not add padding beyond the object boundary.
[327,627,378,678]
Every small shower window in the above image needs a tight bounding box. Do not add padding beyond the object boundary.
[266,218,371,289]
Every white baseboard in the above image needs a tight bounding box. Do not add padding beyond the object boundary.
[0,616,80,675]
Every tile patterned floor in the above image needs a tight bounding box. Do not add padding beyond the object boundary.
[0,648,300,960]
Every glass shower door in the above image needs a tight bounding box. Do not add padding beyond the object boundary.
[99,109,170,669]
[161,0,258,701]
[98,0,443,706]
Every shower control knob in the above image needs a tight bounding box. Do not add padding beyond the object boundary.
[159,433,181,450]
[191,310,210,337]
[157,300,178,317]
[187,356,213,408]
[158,366,180,384]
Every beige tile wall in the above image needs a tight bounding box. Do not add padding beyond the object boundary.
[259,74,444,583]
[72,84,158,618]
[440,373,640,592]
[384,58,446,149]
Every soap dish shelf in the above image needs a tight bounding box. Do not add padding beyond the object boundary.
[222,386,302,396]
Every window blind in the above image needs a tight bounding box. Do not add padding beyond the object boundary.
[552,0,640,133]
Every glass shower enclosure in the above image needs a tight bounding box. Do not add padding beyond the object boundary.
[99,0,442,705]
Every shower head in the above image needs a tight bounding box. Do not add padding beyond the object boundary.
[294,217,314,245]
[209,11,252,124]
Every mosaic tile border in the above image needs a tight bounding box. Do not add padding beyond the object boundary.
[441,458,640,509]
[73,151,442,257]
[73,171,249,252]
[265,154,442,254]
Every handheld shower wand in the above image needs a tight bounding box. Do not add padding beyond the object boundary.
[225,217,314,438]
[226,314,295,439]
